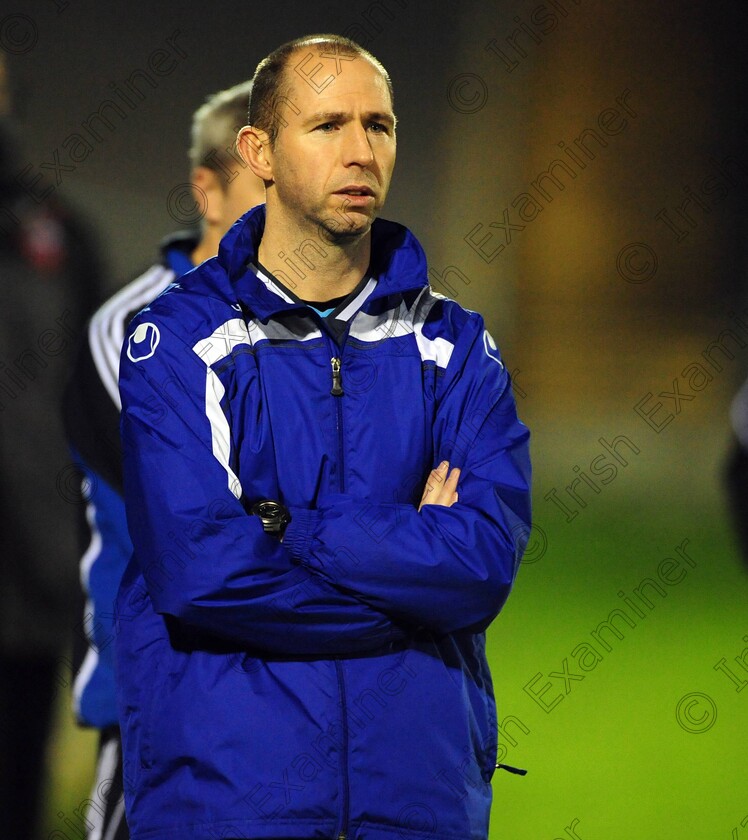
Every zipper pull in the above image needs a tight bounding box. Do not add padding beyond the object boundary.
[330,357,344,396]
[496,761,528,776]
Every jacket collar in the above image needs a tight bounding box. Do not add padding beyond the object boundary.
[218,204,429,320]
[159,230,199,279]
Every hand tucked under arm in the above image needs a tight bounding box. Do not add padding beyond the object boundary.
[418,460,460,511]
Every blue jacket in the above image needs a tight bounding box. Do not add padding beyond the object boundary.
[116,205,531,840]
[64,233,197,728]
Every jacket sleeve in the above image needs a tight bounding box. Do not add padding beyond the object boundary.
[282,311,532,636]
[63,322,125,494]
[119,311,407,656]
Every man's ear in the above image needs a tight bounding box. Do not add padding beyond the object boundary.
[190,166,224,226]
[237,125,273,183]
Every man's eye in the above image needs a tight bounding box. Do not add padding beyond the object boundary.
[316,122,336,132]
[369,123,388,134]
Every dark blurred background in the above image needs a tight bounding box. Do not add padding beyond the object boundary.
[4,1,747,837]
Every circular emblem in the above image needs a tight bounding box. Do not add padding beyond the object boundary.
[127,323,161,362]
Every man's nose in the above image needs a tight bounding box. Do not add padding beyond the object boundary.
[342,123,374,166]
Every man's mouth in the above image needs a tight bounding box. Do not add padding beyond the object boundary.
[336,186,375,197]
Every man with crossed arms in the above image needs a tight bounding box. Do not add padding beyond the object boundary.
[116,34,531,840]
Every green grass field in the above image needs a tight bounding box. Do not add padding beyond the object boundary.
[486,426,748,839]
[42,430,748,839]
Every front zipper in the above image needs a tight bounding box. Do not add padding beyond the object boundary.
[334,660,350,840]
[330,356,344,396]
[326,344,346,494]
[326,335,350,840]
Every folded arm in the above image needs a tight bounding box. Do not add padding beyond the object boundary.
[283,312,532,636]
[119,316,408,656]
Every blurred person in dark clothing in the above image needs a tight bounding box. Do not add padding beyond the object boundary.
[62,80,265,840]
[725,378,748,568]
[0,55,103,840]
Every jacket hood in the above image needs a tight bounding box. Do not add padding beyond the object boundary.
[217,204,429,319]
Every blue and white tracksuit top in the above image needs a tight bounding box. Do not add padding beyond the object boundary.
[65,233,197,729]
[115,204,532,840]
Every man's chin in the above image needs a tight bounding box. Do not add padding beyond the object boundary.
[318,213,373,243]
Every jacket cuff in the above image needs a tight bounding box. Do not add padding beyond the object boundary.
[283,507,322,562]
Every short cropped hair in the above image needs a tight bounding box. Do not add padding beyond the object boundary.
[248,34,393,146]
[189,80,253,180]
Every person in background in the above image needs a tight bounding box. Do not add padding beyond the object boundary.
[725,377,748,569]
[63,79,266,840]
[0,54,103,840]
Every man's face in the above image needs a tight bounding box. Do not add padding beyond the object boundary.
[267,51,396,241]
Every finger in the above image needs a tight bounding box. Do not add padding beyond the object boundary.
[423,461,449,497]
[419,461,449,510]
[418,471,438,509]
[434,460,449,480]
[432,469,459,508]
[443,467,460,497]
[423,468,460,509]
[418,482,433,511]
